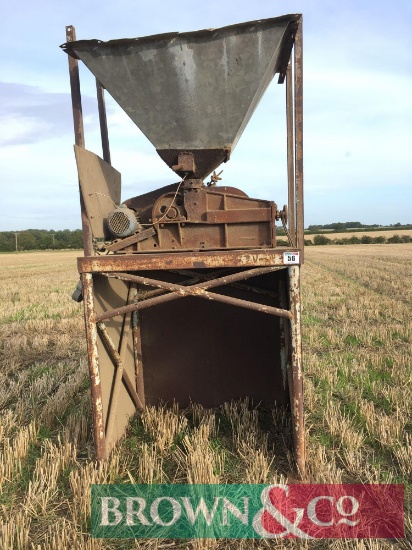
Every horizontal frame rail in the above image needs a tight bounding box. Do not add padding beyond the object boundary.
[78,248,301,273]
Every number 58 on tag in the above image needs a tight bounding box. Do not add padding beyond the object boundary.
[283,252,300,264]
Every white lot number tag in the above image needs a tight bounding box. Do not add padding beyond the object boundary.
[283,251,300,264]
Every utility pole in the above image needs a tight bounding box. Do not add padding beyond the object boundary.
[51,233,56,250]
[13,233,18,253]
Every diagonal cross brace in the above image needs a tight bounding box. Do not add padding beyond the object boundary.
[97,320,144,412]
[95,266,292,322]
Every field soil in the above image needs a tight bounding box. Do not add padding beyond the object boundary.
[0,246,411,548]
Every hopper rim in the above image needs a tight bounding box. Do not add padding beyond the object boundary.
[60,14,301,56]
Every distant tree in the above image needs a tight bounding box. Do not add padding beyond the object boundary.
[72,230,83,248]
[0,232,14,252]
[361,235,373,244]
[0,229,83,252]
[313,234,331,245]
[19,231,37,250]
[372,236,386,244]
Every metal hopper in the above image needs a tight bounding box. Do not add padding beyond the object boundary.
[62,15,299,178]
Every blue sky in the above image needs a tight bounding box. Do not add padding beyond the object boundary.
[1,0,411,230]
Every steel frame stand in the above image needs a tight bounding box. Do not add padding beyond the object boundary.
[66,18,306,476]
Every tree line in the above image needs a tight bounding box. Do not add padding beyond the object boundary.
[0,230,83,252]
[2,225,411,252]
[277,234,412,246]
[305,222,412,233]
[309,234,412,245]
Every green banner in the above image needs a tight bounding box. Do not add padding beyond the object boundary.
[92,484,258,539]
[90,483,404,539]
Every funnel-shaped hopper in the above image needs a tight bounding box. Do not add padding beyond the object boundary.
[62,15,299,178]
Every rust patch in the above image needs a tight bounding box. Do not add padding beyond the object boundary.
[78,249,300,273]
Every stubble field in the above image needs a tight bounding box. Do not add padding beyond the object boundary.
[0,245,411,549]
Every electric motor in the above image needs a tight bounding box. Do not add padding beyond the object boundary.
[107,205,140,238]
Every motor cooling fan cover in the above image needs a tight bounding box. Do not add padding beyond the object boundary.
[107,206,139,237]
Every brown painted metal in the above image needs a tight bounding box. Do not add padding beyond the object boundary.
[81,273,107,459]
[278,280,290,395]
[74,145,121,241]
[65,16,305,474]
[95,79,111,165]
[78,249,299,273]
[170,269,282,300]
[132,303,146,409]
[286,63,296,247]
[142,187,275,253]
[97,268,292,321]
[138,269,289,408]
[96,267,288,321]
[205,208,272,224]
[96,321,144,412]
[106,227,156,253]
[65,26,84,148]
[288,265,306,476]
[65,26,93,257]
[294,20,304,259]
[92,275,144,453]
[100,309,131,450]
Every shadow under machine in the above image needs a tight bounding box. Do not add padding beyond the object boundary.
[62,14,305,473]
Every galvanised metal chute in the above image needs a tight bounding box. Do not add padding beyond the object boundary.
[62,15,305,476]
[62,15,299,179]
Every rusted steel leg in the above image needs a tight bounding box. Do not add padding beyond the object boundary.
[294,20,304,260]
[286,62,296,246]
[81,273,107,460]
[132,287,145,409]
[95,79,111,165]
[288,265,306,477]
[65,26,93,257]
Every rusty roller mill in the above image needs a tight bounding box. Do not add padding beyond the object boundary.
[61,14,305,475]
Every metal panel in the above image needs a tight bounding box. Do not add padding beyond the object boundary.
[74,145,121,239]
[93,275,141,453]
[62,16,299,178]
[138,269,288,407]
